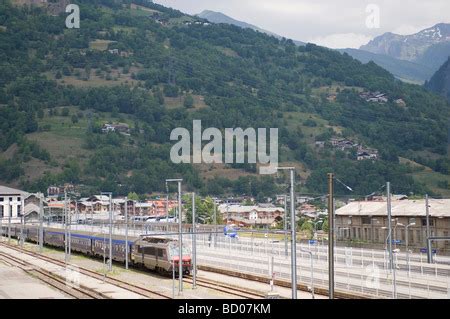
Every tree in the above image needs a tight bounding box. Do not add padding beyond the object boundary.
[183,195,215,224]
[163,84,179,97]
[127,192,139,201]
[184,94,194,108]
[300,221,314,239]
[71,114,78,124]
[61,108,70,117]
[37,109,44,119]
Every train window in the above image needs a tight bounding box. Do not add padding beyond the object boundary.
[137,246,142,254]
[158,249,164,257]
[143,247,156,255]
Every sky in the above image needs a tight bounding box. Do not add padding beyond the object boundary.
[154,0,450,49]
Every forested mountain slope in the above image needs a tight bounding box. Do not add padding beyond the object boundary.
[0,0,449,197]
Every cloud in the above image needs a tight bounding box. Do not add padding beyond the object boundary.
[309,33,373,49]
[392,24,430,35]
[154,0,450,49]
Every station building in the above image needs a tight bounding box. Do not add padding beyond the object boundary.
[0,185,28,219]
[335,199,450,251]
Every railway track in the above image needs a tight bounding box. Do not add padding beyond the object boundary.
[0,251,105,299]
[0,241,272,299]
[184,276,267,299]
[0,242,171,299]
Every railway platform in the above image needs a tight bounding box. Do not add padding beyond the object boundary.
[0,244,145,299]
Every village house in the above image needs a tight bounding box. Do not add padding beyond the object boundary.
[330,138,359,151]
[46,184,77,198]
[218,204,284,228]
[315,141,325,149]
[147,199,178,217]
[394,99,407,107]
[356,146,379,161]
[298,203,318,218]
[360,91,389,103]
[101,123,130,134]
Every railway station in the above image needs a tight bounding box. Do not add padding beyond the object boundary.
[1,1,450,311]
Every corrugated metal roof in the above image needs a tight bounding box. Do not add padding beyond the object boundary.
[336,199,450,217]
[0,185,29,196]
[218,204,284,214]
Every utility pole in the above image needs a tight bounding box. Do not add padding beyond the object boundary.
[284,194,288,257]
[64,189,68,263]
[39,193,44,252]
[387,182,397,299]
[166,179,183,294]
[8,198,11,244]
[177,180,182,294]
[192,192,197,289]
[426,194,433,264]
[426,194,430,241]
[109,193,112,272]
[275,167,297,299]
[20,197,24,248]
[327,173,335,299]
[213,200,217,248]
[125,196,129,270]
[166,191,169,223]
[68,196,71,259]
[289,169,297,300]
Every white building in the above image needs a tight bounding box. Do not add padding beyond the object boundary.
[0,185,29,219]
[217,204,284,227]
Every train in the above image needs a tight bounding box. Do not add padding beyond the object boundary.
[0,224,192,275]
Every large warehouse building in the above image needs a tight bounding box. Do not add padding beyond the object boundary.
[335,198,450,252]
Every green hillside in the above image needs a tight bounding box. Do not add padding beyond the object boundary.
[426,57,450,102]
[0,0,449,198]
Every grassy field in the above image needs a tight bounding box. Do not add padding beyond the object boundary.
[409,169,450,197]
[130,3,160,14]
[27,106,133,163]
[49,66,140,88]
[89,40,116,51]
[164,94,209,111]
[399,157,450,197]
[283,111,335,145]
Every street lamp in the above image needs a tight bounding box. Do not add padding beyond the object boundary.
[397,222,416,276]
[300,247,315,299]
[275,167,297,300]
[166,178,183,295]
[307,219,324,239]
[101,192,113,272]
[328,174,353,299]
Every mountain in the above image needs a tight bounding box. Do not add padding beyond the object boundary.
[338,48,434,84]
[360,23,450,73]
[196,10,305,46]
[1,0,449,197]
[197,12,444,83]
[426,57,450,101]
